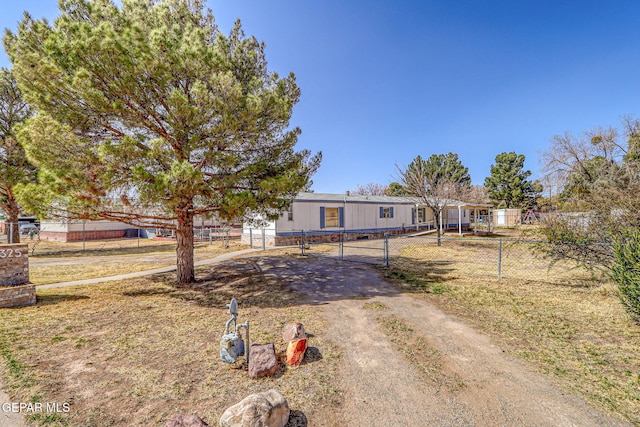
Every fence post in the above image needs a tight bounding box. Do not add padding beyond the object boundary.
[9,223,13,244]
[339,231,344,261]
[384,234,389,267]
[498,238,503,281]
[262,228,266,251]
[249,228,253,248]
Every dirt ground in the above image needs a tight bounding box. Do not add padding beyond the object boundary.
[252,256,631,427]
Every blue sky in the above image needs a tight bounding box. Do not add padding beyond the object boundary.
[1,1,639,193]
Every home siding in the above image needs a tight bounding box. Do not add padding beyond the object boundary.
[275,200,417,233]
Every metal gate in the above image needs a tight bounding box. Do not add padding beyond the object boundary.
[300,231,389,266]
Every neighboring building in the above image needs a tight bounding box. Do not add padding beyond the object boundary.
[242,192,490,247]
[38,220,135,242]
[37,215,233,242]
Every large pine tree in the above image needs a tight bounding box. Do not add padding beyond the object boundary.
[5,0,320,283]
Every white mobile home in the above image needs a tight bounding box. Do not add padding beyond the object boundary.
[242,192,490,247]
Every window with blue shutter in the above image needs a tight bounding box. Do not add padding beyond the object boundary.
[322,207,341,228]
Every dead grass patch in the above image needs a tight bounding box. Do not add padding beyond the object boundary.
[27,238,177,258]
[383,260,640,424]
[362,301,389,311]
[0,258,340,426]
[29,262,170,285]
[27,238,243,259]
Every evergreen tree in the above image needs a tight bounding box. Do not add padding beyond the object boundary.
[0,68,35,243]
[484,152,542,209]
[5,0,320,283]
[385,181,408,196]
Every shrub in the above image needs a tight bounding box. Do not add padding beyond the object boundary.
[611,230,640,323]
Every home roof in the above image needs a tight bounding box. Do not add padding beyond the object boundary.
[294,192,491,208]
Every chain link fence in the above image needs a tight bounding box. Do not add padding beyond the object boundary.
[1,222,239,256]
[298,230,600,284]
[300,230,387,265]
[387,235,600,283]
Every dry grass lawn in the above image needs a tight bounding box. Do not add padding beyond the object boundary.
[384,256,640,425]
[0,260,340,426]
[23,237,178,257]
[28,262,171,285]
[28,242,247,285]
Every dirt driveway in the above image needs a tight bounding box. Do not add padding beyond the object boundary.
[251,256,629,427]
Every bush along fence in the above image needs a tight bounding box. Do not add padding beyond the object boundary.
[298,231,601,284]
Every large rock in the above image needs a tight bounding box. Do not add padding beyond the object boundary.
[166,414,209,427]
[282,322,306,343]
[248,343,278,378]
[219,389,290,427]
[285,338,308,367]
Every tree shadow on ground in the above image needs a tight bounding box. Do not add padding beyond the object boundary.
[35,294,90,306]
[128,255,446,308]
[302,346,322,364]
[286,410,308,427]
[382,256,457,295]
[242,256,408,305]
[128,260,302,309]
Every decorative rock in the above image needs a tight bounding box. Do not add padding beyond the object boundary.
[286,338,307,367]
[219,389,290,427]
[166,414,209,427]
[282,322,306,343]
[248,343,278,378]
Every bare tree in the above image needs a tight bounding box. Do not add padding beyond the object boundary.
[541,127,625,206]
[538,118,640,270]
[462,185,489,205]
[351,182,388,196]
[397,153,471,245]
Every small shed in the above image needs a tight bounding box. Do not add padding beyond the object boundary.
[492,209,522,226]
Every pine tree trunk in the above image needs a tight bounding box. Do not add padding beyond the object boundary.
[175,209,195,284]
[5,190,20,244]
